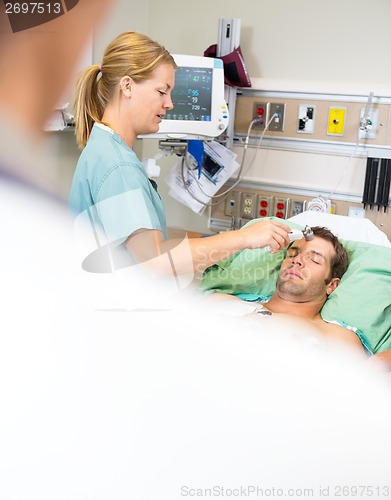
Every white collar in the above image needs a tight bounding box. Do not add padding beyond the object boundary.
[95,122,114,134]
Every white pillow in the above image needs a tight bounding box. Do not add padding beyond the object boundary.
[289,211,391,247]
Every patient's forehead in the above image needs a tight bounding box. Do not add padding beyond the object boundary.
[289,236,335,261]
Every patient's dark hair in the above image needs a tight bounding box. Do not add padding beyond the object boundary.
[311,226,348,281]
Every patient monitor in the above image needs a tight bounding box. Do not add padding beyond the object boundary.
[143,54,229,140]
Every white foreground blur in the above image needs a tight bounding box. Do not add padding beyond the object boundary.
[1,179,391,500]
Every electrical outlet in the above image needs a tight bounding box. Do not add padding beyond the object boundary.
[257,195,274,218]
[240,192,257,219]
[252,102,268,130]
[273,197,288,218]
[224,191,241,217]
[297,105,315,134]
[289,200,306,217]
[269,102,286,132]
[327,107,346,136]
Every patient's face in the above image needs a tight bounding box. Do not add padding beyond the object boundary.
[277,237,337,300]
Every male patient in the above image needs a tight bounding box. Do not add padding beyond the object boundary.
[210,226,366,355]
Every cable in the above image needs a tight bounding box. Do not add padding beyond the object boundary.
[360,91,374,133]
[327,130,360,200]
[180,113,278,208]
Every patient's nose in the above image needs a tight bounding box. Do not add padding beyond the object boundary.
[292,253,304,266]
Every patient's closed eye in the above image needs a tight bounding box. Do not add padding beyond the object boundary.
[308,252,323,264]
[287,249,324,264]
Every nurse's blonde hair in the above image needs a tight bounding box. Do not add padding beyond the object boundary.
[73,31,176,149]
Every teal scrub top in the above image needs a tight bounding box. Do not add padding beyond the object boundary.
[69,123,168,246]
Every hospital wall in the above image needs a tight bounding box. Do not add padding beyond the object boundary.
[49,0,391,235]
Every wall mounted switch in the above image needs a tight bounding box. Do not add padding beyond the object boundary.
[358,108,379,140]
[297,105,315,134]
[269,102,286,132]
[224,191,241,217]
[252,102,268,130]
[327,107,346,136]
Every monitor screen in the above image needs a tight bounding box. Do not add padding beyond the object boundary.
[164,66,213,123]
[141,54,229,140]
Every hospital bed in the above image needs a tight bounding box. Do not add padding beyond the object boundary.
[201,211,391,355]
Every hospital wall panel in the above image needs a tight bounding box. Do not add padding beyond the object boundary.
[234,93,391,147]
[209,185,391,239]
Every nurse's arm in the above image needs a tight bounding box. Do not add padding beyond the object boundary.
[124,218,291,276]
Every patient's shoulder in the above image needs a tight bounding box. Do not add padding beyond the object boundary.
[317,318,366,354]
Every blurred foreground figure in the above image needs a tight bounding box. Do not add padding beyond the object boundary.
[0,0,111,191]
[0,3,391,500]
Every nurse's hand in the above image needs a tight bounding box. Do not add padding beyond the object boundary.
[239,218,291,253]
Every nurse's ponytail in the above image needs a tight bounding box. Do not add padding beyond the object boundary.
[73,64,103,149]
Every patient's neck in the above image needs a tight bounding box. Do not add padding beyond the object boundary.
[265,293,324,321]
